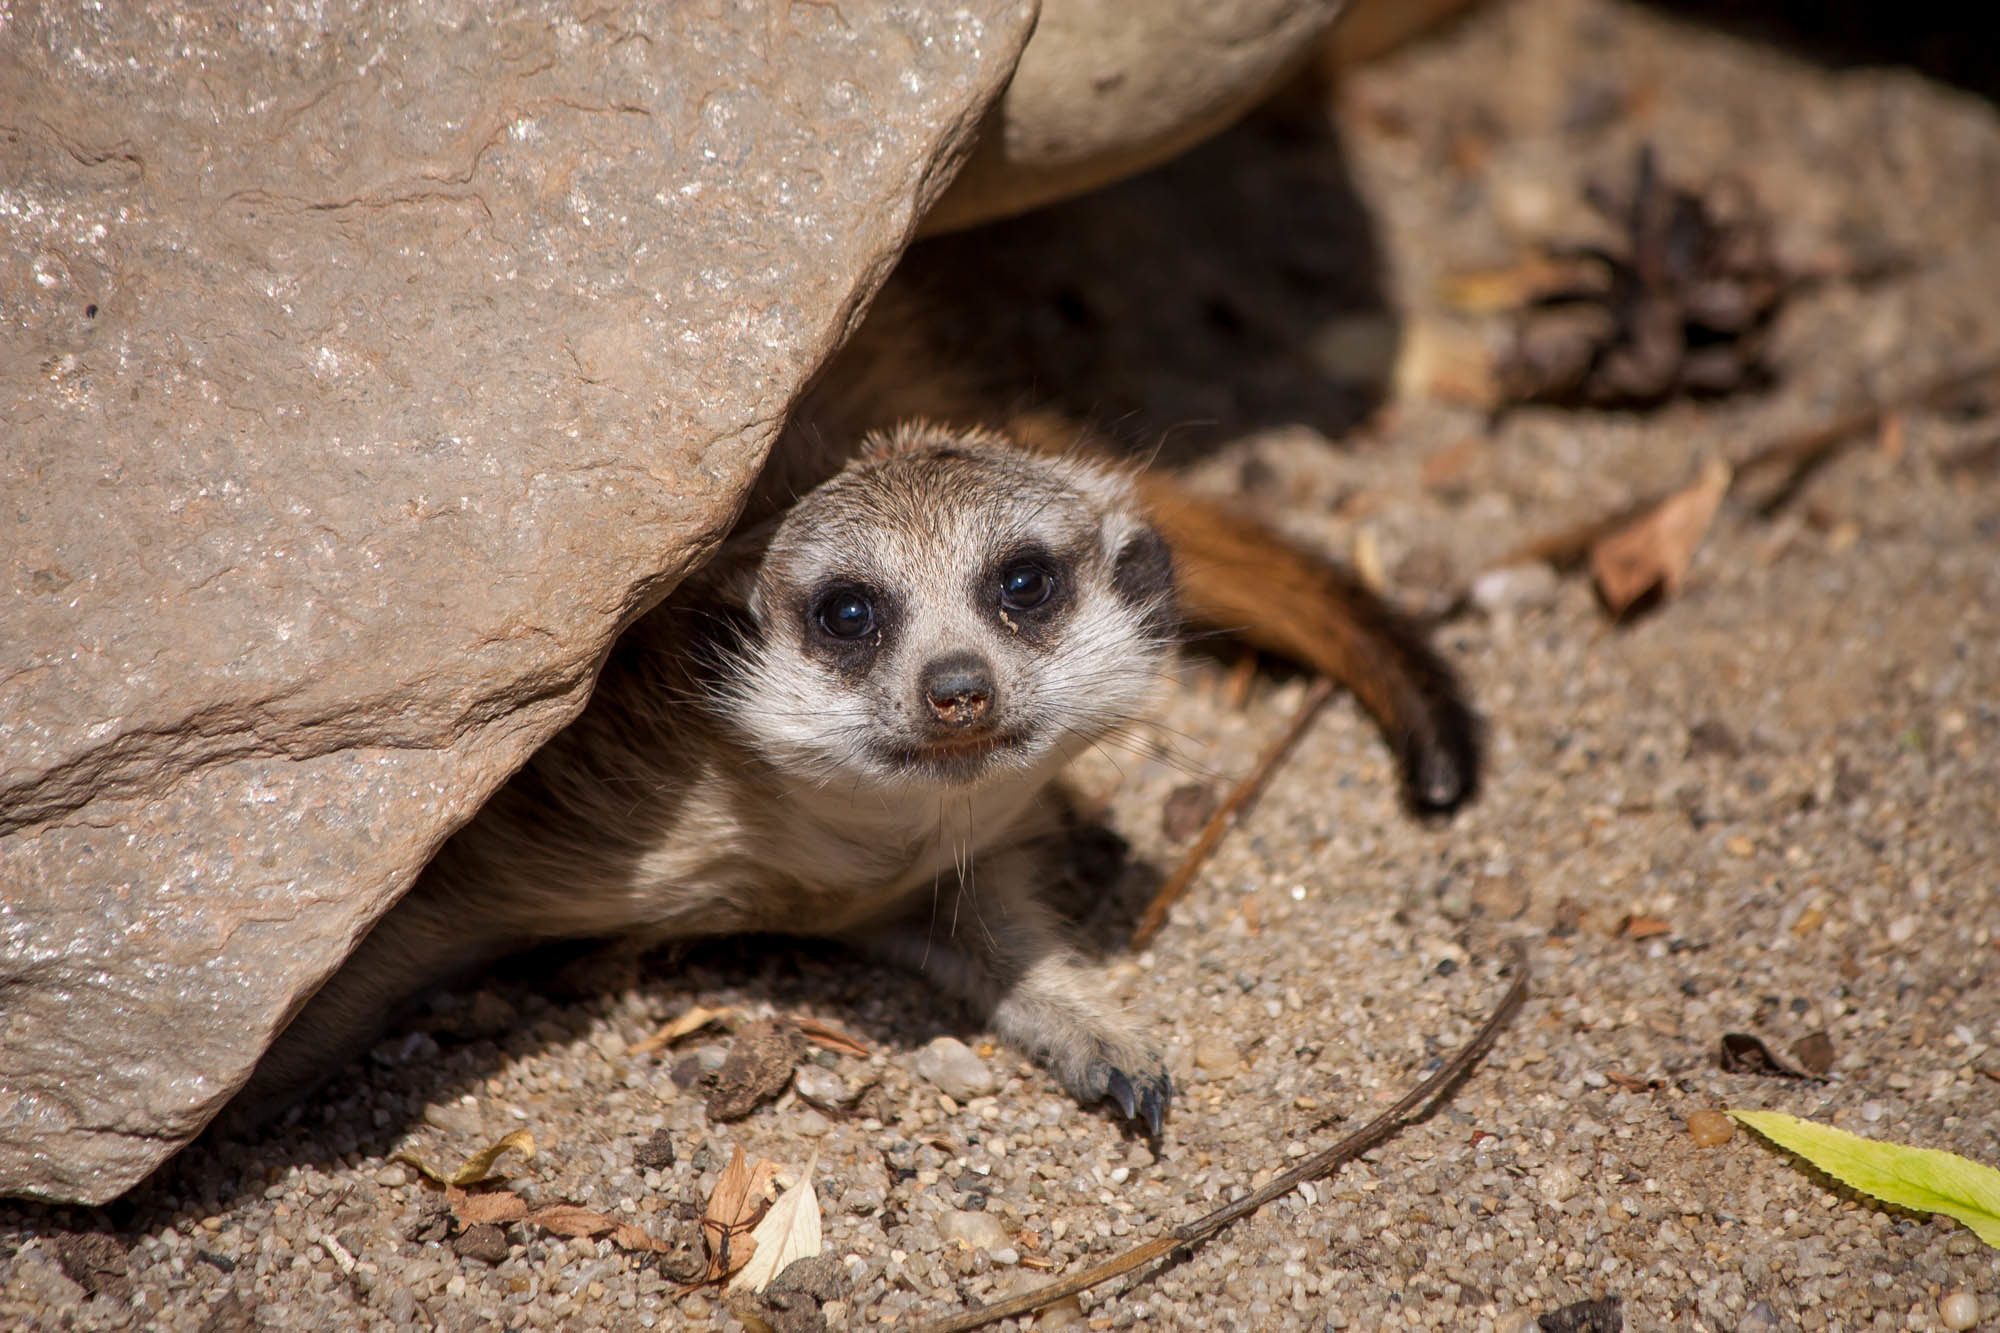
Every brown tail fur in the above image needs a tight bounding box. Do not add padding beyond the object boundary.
[995,408,1479,811]
[1130,468,1477,809]
[796,284,1481,812]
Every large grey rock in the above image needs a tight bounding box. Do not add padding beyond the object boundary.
[923,0,1347,233]
[0,0,1036,1204]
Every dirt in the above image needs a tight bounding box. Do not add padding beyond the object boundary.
[5,0,1997,1328]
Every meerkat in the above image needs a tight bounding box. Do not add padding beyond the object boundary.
[238,294,1480,1133]
[240,423,1183,1130]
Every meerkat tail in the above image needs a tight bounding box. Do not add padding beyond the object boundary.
[1134,471,1479,811]
[988,408,1479,811]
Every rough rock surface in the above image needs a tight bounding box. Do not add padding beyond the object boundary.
[923,0,1348,233]
[0,0,1036,1204]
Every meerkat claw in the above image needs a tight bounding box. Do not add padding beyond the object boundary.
[1138,1077,1170,1138]
[1105,1068,1138,1120]
[1092,1062,1171,1135]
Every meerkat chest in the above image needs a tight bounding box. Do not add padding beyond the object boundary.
[706,768,1056,933]
[793,775,1043,889]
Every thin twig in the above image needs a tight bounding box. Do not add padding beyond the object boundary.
[1130,677,1336,950]
[1475,355,2000,583]
[918,944,1532,1333]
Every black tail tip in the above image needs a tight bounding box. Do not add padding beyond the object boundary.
[1400,705,1482,815]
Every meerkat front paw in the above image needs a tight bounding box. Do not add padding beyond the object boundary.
[1068,1042,1173,1137]
[1009,1007,1173,1137]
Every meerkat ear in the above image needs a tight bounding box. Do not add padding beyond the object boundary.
[1108,517,1178,633]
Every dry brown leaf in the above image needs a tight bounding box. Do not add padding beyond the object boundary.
[1619,914,1672,940]
[1718,1031,1825,1081]
[699,1144,783,1281]
[523,1203,620,1239]
[394,1127,535,1187]
[727,1153,822,1294]
[629,1004,732,1056]
[793,1015,873,1059]
[449,1189,675,1254]
[611,1222,672,1254]
[448,1187,530,1227]
[1589,457,1731,616]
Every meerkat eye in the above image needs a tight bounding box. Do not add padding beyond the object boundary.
[814,590,876,640]
[998,561,1055,611]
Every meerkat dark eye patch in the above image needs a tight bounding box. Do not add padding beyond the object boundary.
[803,580,895,675]
[984,547,1071,643]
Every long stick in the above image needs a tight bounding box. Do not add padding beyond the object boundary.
[918,944,1531,1333]
[1130,676,1336,950]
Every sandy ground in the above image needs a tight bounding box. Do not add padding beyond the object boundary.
[5,0,1998,1328]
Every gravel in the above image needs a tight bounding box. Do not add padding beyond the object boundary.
[5,3,1998,1329]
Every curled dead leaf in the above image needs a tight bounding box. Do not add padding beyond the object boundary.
[1619,913,1672,940]
[700,1144,784,1282]
[1589,457,1731,617]
[793,1015,873,1060]
[448,1187,530,1228]
[1718,1032,1826,1081]
[727,1152,823,1294]
[629,1004,732,1056]
[394,1127,535,1187]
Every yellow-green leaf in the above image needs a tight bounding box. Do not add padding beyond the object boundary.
[394,1127,536,1187]
[1729,1110,2000,1249]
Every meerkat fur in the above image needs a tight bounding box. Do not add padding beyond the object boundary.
[240,423,1179,1132]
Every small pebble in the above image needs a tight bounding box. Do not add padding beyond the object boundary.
[914,1036,997,1101]
[1537,1162,1580,1204]
[1940,1291,1980,1330]
[794,1064,853,1108]
[1034,1295,1087,1328]
[421,1099,481,1135]
[1470,562,1558,614]
[452,1224,510,1265]
[1686,1110,1735,1148]
[1193,1034,1238,1072]
[938,1209,1011,1252]
[1738,1300,1784,1332]
[1161,782,1219,842]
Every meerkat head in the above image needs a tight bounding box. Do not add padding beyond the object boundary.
[717,422,1177,791]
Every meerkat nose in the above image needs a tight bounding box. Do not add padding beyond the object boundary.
[921,652,995,727]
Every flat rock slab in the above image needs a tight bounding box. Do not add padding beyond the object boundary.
[0,0,1035,1204]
